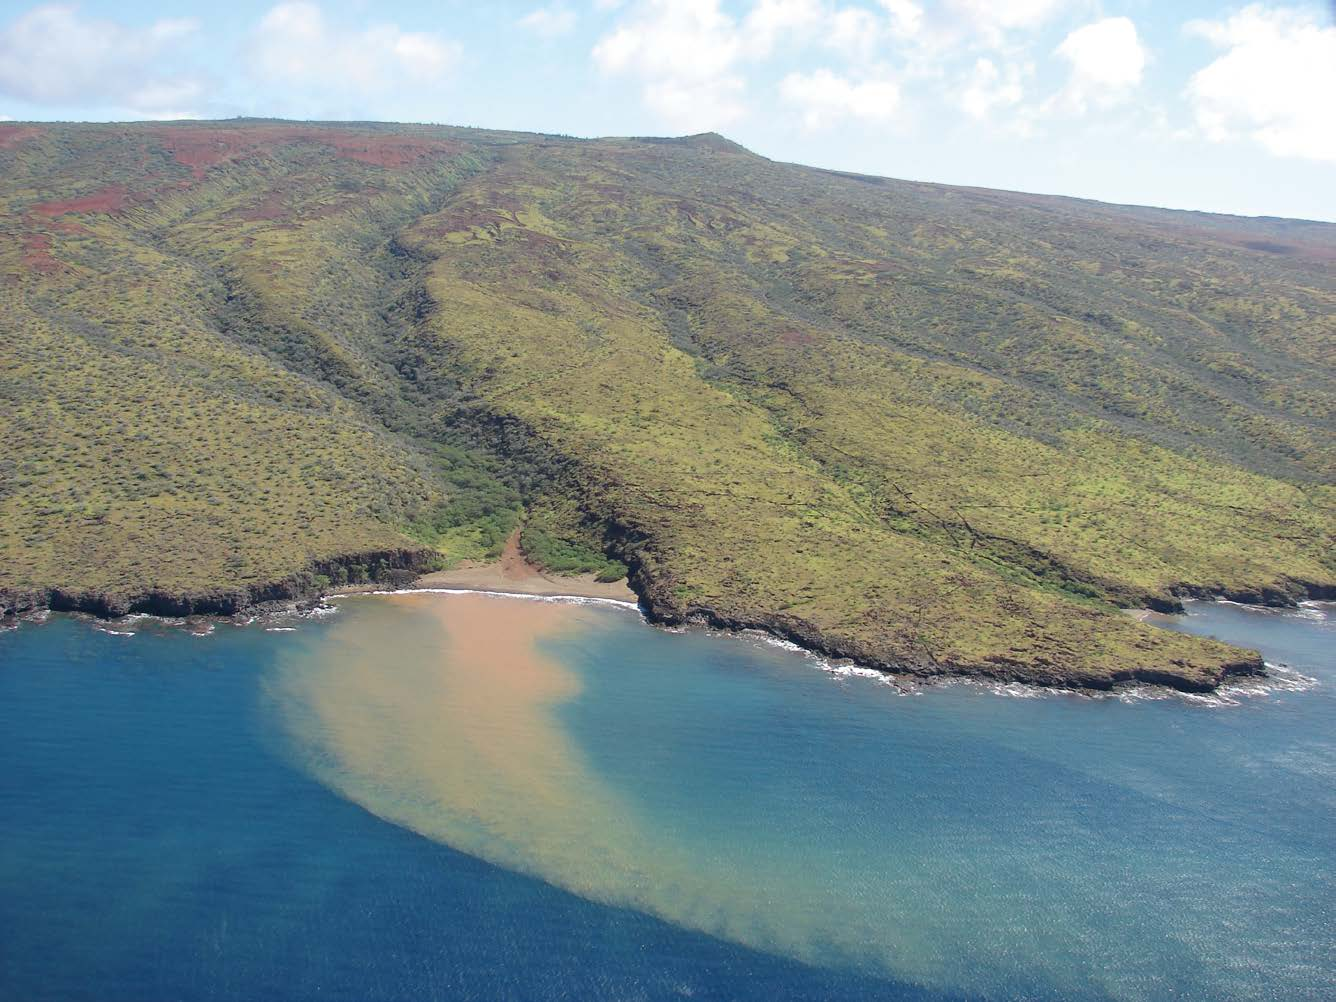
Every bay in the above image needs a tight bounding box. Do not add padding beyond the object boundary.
[1,595,1331,1001]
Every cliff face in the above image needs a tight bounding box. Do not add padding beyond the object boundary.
[0,548,436,619]
[622,535,1267,694]
[2,120,1333,690]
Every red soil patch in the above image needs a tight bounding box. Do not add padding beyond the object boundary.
[230,188,356,224]
[499,528,536,580]
[326,133,459,168]
[671,198,743,231]
[0,124,43,150]
[232,191,291,222]
[479,189,527,215]
[300,199,354,221]
[21,233,64,273]
[514,228,566,252]
[154,131,245,177]
[779,328,815,346]
[1203,229,1336,265]
[48,218,92,236]
[864,259,909,275]
[32,185,129,216]
[151,126,463,179]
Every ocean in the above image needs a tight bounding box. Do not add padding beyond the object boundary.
[1,594,1331,1001]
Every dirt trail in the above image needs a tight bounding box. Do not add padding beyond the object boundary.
[407,529,639,603]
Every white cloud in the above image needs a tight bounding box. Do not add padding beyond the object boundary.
[0,4,203,114]
[780,68,900,128]
[592,0,748,131]
[1185,4,1336,163]
[825,7,883,61]
[647,75,748,129]
[825,1,924,62]
[123,80,206,120]
[251,2,458,113]
[519,5,577,38]
[1052,16,1146,113]
[744,0,828,56]
[943,0,1067,43]
[592,0,908,132]
[958,57,1028,119]
[878,0,924,39]
[870,0,1062,84]
[593,1,739,80]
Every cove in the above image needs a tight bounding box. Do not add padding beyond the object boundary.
[1,597,1333,1001]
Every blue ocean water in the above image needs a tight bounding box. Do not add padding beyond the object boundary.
[1,598,1332,1001]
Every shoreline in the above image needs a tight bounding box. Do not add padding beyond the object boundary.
[8,533,1332,693]
[9,585,1329,701]
[331,530,639,605]
[330,575,638,604]
[332,587,642,612]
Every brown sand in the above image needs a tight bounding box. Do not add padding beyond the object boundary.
[391,529,637,603]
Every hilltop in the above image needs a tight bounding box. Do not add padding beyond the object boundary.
[2,119,1333,690]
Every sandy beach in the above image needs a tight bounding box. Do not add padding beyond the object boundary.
[408,530,639,603]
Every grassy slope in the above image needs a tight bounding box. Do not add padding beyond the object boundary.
[2,123,508,609]
[3,122,1332,688]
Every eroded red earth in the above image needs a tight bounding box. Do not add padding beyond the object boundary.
[0,124,43,150]
[31,185,130,217]
[13,126,468,276]
[151,126,464,178]
[21,233,64,273]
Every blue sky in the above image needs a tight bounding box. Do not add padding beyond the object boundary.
[1,1,1332,220]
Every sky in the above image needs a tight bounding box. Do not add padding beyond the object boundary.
[0,1,1333,220]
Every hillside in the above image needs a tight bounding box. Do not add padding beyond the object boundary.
[2,120,1333,690]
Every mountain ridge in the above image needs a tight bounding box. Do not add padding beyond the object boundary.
[2,119,1332,691]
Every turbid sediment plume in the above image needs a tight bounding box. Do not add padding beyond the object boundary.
[269,593,997,989]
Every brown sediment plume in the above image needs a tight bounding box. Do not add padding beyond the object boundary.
[271,593,840,953]
[274,593,612,857]
[267,592,1014,993]
[393,592,588,821]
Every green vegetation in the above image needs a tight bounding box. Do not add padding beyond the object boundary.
[405,447,522,564]
[520,499,629,581]
[1,120,1332,689]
